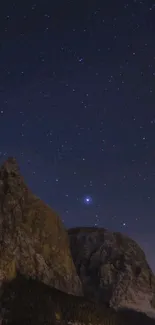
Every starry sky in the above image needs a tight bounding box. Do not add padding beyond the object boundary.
[0,0,155,271]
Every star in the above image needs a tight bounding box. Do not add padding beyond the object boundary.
[0,0,155,272]
[83,196,93,205]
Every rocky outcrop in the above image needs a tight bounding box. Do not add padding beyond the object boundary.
[68,227,155,317]
[1,273,155,325]
[0,158,155,324]
[0,157,82,295]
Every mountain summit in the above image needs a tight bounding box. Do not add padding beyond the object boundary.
[0,157,82,295]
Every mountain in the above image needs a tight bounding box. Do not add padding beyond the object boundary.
[0,157,82,295]
[0,157,154,324]
[68,227,155,317]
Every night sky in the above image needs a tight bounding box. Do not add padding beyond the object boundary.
[0,0,155,271]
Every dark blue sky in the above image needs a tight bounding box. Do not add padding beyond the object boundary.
[0,0,155,271]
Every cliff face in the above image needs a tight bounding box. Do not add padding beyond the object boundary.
[0,158,155,324]
[0,157,82,295]
[68,227,155,317]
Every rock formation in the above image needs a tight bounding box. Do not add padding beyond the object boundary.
[68,227,155,317]
[0,157,155,324]
[0,157,82,295]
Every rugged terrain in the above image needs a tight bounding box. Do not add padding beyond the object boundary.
[0,157,154,324]
[68,227,155,317]
[0,157,82,295]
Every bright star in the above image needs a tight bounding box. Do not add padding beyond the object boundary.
[84,196,92,205]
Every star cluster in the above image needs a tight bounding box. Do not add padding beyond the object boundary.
[0,0,155,271]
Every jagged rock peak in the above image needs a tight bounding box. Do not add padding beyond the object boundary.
[0,156,27,198]
[0,156,25,189]
[0,158,83,296]
[1,156,19,173]
[0,157,29,219]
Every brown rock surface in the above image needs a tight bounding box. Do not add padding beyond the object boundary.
[68,227,155,316]
[0,157,82,295]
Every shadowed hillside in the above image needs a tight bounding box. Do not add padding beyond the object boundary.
[68,227,155,316]
[1,274,155,325]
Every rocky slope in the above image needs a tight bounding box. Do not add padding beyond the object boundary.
[0,157,154,324]
[0,157,82,295]
[1,273,155,325]
[68,227,155,317]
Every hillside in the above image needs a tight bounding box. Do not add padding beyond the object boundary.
[0,157,154,324]
[68,227,155,317]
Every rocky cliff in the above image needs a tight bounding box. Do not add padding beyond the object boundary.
[0,157,82,295]
[68,227,155,317]
[0,157,154,324]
